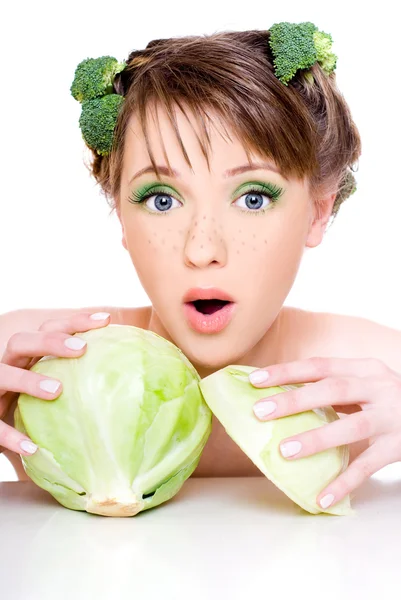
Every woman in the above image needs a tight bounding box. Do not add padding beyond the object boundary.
[1,23,401,512]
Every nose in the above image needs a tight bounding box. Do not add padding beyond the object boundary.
[184,213,227,269]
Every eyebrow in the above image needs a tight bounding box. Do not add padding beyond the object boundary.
[128,161,288,185]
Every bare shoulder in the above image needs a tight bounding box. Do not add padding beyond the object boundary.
[283,306,401,373]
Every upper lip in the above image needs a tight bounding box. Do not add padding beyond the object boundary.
[183,287,235,303]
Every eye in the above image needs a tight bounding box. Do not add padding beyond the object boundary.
[143,192,182,212]
[129,187,182,213]
[233,187,273,212]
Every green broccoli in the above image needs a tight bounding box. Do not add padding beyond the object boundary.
[268,22,337,85]
[331,170,357,219]
[70,56,127,103]
[341,169,357,199]
[313,30,337,75]
[79,94,125,155]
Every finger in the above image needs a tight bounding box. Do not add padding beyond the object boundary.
[0,419,38,456]
[0,362,63,399]
[278,409,385,459]
[249,356,391,387]
[1,311,110,368]
[1,331,88,369]
[253,376,370,420]
[38,311,110,333]
[315,436,398,510]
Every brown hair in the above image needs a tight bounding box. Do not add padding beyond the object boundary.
[85,29,361,224]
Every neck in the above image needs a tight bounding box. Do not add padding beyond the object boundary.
[146,306,286,379]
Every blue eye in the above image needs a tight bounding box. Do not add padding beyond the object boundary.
[235,189,269,211]
[233,183,283,214]
[129,187,182,213]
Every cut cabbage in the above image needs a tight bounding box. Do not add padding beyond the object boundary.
[199,365,352,515]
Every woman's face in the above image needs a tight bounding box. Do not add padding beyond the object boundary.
[118,103,334,372]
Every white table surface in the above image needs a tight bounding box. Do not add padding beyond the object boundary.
[1,470,401,600]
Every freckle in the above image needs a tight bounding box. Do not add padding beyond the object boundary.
[201,229,205,234]
[238,229,242,233]
[208,237,211,241]
[194,220,198,226]
[161,239,165,245]
[203,215,206,220]
[212,217,215,222]
[172,245,177,250]
[253,246,256,251]
[242,241,245,245]
[148,240,151,244]
[179,229,183,234]
[220,238,223,242]
[236,250,240,254]
[168,228,171,232]
[264,239,267,244]
[200,245,203,249]
[192,235,195,240]
[253,234,256,239]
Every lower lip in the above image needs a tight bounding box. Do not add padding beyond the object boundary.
[183,302,236,334]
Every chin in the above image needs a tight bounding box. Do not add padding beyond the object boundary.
[177,337,248,374]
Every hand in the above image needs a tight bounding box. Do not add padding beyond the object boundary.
[0,311,110,455]
[249,357,401,510]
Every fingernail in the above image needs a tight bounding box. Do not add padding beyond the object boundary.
[20,440,38,454]
[39,379,61,394]
[280,440,302,457]
[64,337,87,350]
[253,400,277,419]
[320,493,335,509]
[90,312,110,320]
[249,370,269,384]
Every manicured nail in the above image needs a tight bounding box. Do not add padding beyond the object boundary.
[253,400,277,419]
[64,337,87,350]
[320,493,335,509]
[39,379,61,394]
[280,440,302,457]
[90,312,110,320]
[249,370,269,385]
[20,440,38,454]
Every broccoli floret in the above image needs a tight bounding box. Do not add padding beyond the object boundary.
[313,30,337,75]
[269,22,318,85]
[268,22,337,85]
[342,170,357,198]
[79,94,125,155]
[70,56,127,103]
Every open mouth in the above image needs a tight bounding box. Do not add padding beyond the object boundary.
[183,296,235,333]
[190,299,231,315]
[182,288,235,333]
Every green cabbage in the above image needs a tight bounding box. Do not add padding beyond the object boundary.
[199,365,352,515]
[14,325,212,516]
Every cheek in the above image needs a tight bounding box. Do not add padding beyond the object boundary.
[123,218,181,276]
[235,222,306,294]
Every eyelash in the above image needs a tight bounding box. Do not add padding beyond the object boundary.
[128,183,283,215]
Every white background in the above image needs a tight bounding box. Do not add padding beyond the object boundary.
[0,0,400,480]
